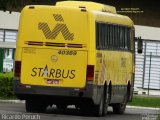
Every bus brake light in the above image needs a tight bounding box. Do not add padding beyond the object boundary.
[14,61,21,77]
[86,65,94,81]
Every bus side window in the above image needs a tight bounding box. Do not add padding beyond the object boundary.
[96,23,100,49]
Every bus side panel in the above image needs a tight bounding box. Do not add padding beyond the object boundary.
[95,50,133,104]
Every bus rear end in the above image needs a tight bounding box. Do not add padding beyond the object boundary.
[14,5,95,112]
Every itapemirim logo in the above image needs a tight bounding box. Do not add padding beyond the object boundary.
[38,14,74,40]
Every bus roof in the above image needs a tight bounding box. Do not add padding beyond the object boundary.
[56,1,133,27]
[56,1,116,14]
[92,10,134,27]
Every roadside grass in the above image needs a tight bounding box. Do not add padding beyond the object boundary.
[158,115,160,120]
[1,95,160,108]
[0,96,17,100]
[128,95,160,108]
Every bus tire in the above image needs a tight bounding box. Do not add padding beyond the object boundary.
[79,104,92,115]
[94,86,109,116]
[112,94,127,114]
[94,96,103,116]
[102,85,110,116]
[25,100,47,113]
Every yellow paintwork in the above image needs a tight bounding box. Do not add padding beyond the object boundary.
[21,48,87,87]
[17,6,88,46]
[87,8,134,86]
[93,11,134,27]
[95,51,133,86]
[15,1,134,88]
[16,5,89,88]
[56,1,116,13]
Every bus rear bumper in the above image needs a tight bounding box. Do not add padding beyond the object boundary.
[13,79,101,105]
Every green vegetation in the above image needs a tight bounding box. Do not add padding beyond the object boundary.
[0,96,17,100]
[0,0,56,12]
[157,114,160,120]
[128,95,160,108]
[0,72,15,97]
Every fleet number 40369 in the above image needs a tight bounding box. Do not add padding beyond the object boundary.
[58,50,77,56]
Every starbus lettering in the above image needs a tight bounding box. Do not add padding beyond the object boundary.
[31,65,75,79]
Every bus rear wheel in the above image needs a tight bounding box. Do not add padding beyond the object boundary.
[94,86,110,116]
[112,94,127,114]
[25,100,47,113]
[94,96,103,116]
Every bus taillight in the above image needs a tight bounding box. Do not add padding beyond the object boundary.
[14,61,21,77]
[86,65,94,81]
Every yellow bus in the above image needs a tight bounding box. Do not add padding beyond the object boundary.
[13,1,142,116]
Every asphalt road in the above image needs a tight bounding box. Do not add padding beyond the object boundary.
[0,102,159,120]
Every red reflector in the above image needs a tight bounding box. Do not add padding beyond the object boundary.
[86,65,94,81]
[14,61,21,77]
[80,88,85,92]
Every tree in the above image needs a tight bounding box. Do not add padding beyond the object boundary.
[0,0,106,12]
[0,0,55,12]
